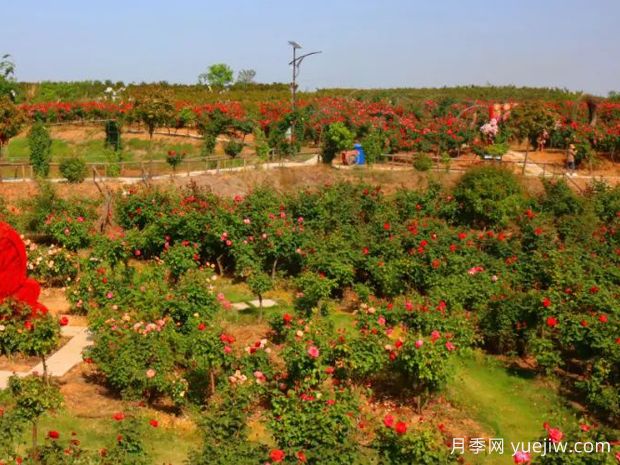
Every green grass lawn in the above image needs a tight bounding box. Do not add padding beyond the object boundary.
[447,352,577,465]
[27,409,200,464]
[5,135,203,164]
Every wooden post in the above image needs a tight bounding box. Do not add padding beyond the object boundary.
[522,150,528,175]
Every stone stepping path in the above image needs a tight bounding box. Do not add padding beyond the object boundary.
[0,326,92,389]
[248,299,278,308]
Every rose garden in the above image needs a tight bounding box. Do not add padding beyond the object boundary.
[0,75,619,465]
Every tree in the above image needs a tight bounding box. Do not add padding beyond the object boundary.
[247,271,272,321]
[132,93,175,139]
[198,63,234,88]
[28,122,53,177]
[9,375,63,460]
[0,54,17,101]
[0,96,25,158]
[236,69,256,85]
[321,122,354,164]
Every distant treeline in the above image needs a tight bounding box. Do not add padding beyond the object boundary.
[15,80,594,104]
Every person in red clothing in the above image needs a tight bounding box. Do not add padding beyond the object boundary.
[0,222,48,315]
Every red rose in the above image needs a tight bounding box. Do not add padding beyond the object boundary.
[383,414,394,428]
[395,421,408,435]
[283,313,293,324]
[297,451,307,463]
[149,419,158,428]
[547,427,563,443]
[59,316,69,326]
[112,412,125,421]
[197,322,206,331]
[542,297,552,308]
[598,314,608,323]
[48,430,60,439]
[383,223,391,231]
[546,316,558,328]
[269,449,286,463]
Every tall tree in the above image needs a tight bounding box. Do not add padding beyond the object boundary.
[236,69,256,85]
[131,92,175,139]
[198,63,234,88]
[0,54,17,101]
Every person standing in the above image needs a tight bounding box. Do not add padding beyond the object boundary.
[566,144,576,175]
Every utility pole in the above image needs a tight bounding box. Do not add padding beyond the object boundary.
[288,41,321,149]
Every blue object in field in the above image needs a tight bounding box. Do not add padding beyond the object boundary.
[354,143,366,165]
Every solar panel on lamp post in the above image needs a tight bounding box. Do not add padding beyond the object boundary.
[288,40,321,149]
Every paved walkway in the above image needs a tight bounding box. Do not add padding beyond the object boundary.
[0,326,92,389]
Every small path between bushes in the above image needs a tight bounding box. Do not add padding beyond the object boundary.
[0,326,92,389]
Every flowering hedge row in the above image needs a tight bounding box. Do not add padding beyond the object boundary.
[15,97,620,156]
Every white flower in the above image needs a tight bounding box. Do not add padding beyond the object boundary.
[0,325,6,331]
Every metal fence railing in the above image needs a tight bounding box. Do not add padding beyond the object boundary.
[0,152,319,182]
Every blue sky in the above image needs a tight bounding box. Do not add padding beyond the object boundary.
[1,0,618,95]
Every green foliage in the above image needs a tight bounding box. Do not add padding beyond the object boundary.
[0,300,61,364]
[294,271,335,315]
[59,157,88,183]
[132,93,175,138]
[413,153,433,171]
[0,95,25,155]
[190,387,266,465]
[269,387,363,464]
[453,165,524,227]
[321,122,354,164]
[102,415,151,465]
[374,426,457,465]
[104,120,122,151]
[484,142,509,157]
[252,126,271,160]
[361,129,386,164]
[394,334,456,408]
[541,179,583,217]
[505,103,557,148]
[247,271,272,303]
[9,375,63,423]
[199,63,234,88]
[28,122,53,177]
[162,242,200,280]
[165,149,186,171]
[223,139,244,158]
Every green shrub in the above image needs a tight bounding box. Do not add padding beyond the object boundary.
[28,122,52,177]
[223,139,244,158]
[59,157,87,183]
[484,142,509,157]
[413,153,433,171]
[453,165,524,227]
[104,119,122,151]
[361,129,385,164]
[321,122,354,164]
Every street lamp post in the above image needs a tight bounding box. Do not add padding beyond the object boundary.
[288,41,321,147]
